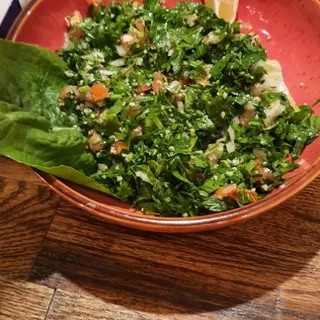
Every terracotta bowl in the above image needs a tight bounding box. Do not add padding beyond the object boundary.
[7,0,320,232]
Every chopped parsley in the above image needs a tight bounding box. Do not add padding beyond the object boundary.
[58,0,320,217]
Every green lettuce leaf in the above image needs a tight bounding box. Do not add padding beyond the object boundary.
[0,41,112,194]
[0,101,110,193]
[0,102,93,171]
[29,165,111,194]
[0,39,77,127]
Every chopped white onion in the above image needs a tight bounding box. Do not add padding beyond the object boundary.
[116,45,127,57]
[186,14,198,27]
[98,164,108,171]
[167,80,181,93]
[121,34,134,43]
[99,69,115,80]
[203,32,221,45]
[177,101,184,114]
[99,69,116,76]
[226,126,236,153]
[232,116,240,125]
[244,101,255,111]
[109,58,126,67]
[227,126,235,141]
[135,171,151,183]
[254,60,296,106]
[205,141,224,163]
[263,100,286,128]
[226,141,236,153]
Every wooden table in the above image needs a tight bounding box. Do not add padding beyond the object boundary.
[0,156,319,320]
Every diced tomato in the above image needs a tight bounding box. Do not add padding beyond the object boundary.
[252,83,262,97]
[119,21,146,55]
[125,104,142,118]
[111,141,128,155]
[285,153,293,163]
[65,11,82,29]
[245,189,258,203]
[120,34,136,55]
[131,126,143,138]
[214,184,239,201]
[68,27,84,41]
[86,0,104,7]
[88,130,104,152]
[58,86,79,105]
[90,83,109,102]
[229,193,240,202]
[239,109,255,126]
[255,157,263,166]
[172,93,184,102]
[193,173,206,181]
[137,84,152,94]
[254,158,275,182]
[195,78,210,87]
[178,76,190,86]
[134,18,147,47]
[152,72,164,94]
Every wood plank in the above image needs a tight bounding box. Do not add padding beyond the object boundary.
[45,288,320,320]
[45,289,242,320]
[30,178,320,319]
[46,289,188,320]
[0,157,45,185]
[0,276,54,320]
[0,176,60,279]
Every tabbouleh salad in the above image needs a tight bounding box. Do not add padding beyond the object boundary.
[57,0,320,216]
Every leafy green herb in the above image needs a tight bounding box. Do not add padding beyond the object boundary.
[0,0,319,217]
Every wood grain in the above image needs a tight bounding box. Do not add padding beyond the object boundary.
[46,289,320,320]
[0,276,54,320]
[45,286,320,320]
[0,157,45,185]
[0,155,320,319]
[30,178,320,319]
[0,174,60,279]
[46,289,251,320]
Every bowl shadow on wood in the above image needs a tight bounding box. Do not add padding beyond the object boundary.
[29,179,320,315]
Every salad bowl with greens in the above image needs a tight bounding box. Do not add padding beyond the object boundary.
[1,0,320,232]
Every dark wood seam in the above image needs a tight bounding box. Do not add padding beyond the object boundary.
[27,196,62,282]
[44,288,57,320]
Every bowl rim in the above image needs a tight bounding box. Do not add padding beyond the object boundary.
[7,0,320,232]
